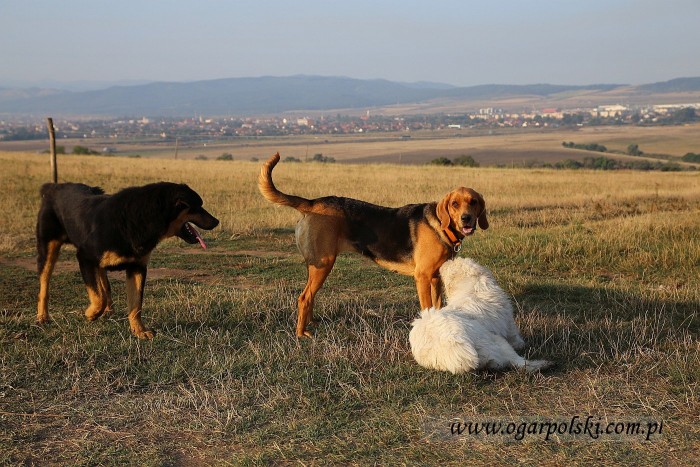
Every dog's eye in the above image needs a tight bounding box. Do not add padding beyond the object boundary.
[469,198,478,206]
[452,201,459,208]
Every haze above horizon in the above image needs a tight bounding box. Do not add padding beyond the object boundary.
[2,0,699,90]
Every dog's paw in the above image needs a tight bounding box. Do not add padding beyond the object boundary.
[523,359,554,373]
[296,329,314,338]
[132,328,156,340]
[35,315,50,325]
[84,307,104,321]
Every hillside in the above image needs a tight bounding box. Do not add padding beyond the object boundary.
[1,75,699,117]
[637,77,700,93]
[0,76,623,117]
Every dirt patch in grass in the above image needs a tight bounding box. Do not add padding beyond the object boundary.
[0,256,220,286]
[183,248,295,259]
[0,245,298,296]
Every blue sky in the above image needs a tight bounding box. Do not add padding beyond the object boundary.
[1,0,699,88]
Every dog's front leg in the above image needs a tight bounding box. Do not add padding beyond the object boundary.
[126,266,154,339]
[430,275,443,309]
[414,273,434,310]
[94,267,113,318]
[78,252,111,321]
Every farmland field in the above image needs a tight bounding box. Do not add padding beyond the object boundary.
[0,149,699,464]
[2,122,700,166]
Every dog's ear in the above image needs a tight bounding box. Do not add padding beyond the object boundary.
[436,192,453,230]
[162,199,189,225]
[477,194,489,230]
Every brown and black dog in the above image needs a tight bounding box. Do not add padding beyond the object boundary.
[36,182,219,339]
[258,153,488,337]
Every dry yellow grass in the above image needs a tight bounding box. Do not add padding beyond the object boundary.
[1,150,698,250]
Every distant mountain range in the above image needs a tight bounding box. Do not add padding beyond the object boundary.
[1,75,699,117]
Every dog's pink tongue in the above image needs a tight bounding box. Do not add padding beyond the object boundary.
[197,234,207,249]
[191,224,207,249]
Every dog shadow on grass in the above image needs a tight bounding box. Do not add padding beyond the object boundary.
[511,282,697,372]
[162,279,696,377]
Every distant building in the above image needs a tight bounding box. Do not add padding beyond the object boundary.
[652,103,700,114]
[595,105,628,117]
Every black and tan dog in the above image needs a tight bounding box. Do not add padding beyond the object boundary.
[258,153,488,337]
[36,182,219,339]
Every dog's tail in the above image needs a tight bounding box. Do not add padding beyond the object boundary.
[258,152,314,213]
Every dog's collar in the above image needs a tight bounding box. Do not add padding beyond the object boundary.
[443,226,462,253]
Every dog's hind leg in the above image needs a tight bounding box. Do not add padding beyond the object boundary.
[520,359,554,373]
[295,215,341,337]
[480,333,552,373]
[126,266,154,339]
[298,258,336,337]
[36,239,63,324]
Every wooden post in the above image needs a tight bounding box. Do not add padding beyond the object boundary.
[46,117,57,183]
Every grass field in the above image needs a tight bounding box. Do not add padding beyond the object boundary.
[1,150,699,464]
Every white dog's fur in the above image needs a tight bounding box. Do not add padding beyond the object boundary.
[409,257,552,374]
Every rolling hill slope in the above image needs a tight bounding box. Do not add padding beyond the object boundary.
[1,75,698,117]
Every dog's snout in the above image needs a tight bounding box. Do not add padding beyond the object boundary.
[461,214,473,225]
[193,209,219,230]
[206,214,220,229]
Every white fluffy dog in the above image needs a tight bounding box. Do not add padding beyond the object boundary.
[409,257,552,374]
